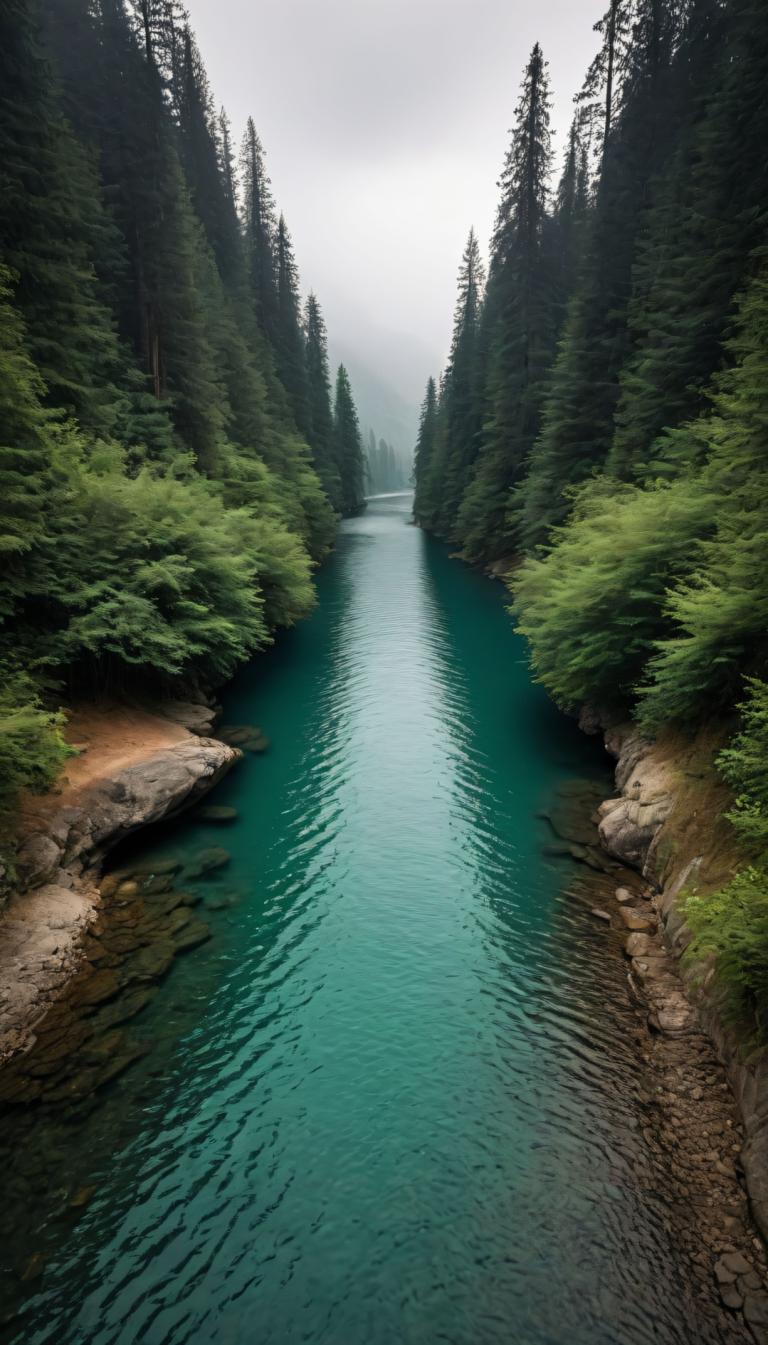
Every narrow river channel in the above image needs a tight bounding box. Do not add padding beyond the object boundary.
[0,494,744,1344]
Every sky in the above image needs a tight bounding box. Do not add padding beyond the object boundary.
[187,0,606,439]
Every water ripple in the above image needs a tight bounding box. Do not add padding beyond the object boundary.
[0,494,743,1345]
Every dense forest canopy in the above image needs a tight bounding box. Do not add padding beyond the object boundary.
[0,0,367,823]
[413,0,768,1026]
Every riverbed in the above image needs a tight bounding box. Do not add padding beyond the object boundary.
[0,493,749,1343]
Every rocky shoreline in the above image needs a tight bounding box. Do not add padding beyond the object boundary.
[0,702,239,1063]
[581,711,768,1333]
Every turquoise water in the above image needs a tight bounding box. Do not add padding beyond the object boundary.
[0,495,737,1343]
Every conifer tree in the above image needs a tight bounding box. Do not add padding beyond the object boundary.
[607,0,768,479]
[576,0,635,170]
[520,0,683,548]
[412,377,440,520]
[175,29,243,292]
[0,0,162,445]
[419,229,485,536]
[304,293,341,510]
[274,215,311,437]
[241,118,279,343]
[0,268,56,617]
[457,44,554,561]
[333,365,366,516]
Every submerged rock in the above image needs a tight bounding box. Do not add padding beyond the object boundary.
[183,847,231,880]
[218,724,270,753]
[196,805,238,823]
[68,1184,97,1210]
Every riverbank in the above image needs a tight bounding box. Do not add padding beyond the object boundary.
[0,703,239,1063]
[584,712,768,1313]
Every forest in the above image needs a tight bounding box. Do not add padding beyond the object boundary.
[0,0,367,825]
[413,0,768,1023]
[364,430,412,496]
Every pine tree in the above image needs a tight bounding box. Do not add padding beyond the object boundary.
[241,117,279,343]
[304,293,341,510]
[548,118,591,326]
[412,377,440,520]
[520,0,683,549]
[576,0,635,171]
[419,229,486,536]
[0,268,56,618]
[607,0,768,479]
[333,365,366,516]
[0,0,162,445]
[274,215,311,436]
[175,29,243,291]
[457,44,554,561]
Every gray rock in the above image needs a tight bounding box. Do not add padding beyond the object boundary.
[159,701,218,736]
[615,886,637,905]
[719,1285,744,1311]
[722,1252,753,1277]
[625,932,657,958]
[744,1295,768,1329]
[184,846,231,879]
[1,731,239,1062]
[715,1257,738,1285]
[620,907,657,933]
[16,835,63,887]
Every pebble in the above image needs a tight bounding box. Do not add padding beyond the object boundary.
[720,1285,744,1311]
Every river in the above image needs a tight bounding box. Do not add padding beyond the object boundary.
[0,493,744,1344]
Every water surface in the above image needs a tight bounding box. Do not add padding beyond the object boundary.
[0,494,738,1343]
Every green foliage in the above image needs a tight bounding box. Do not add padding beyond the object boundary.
[332,365,366,517]
[408,0,768,1027]
[718,680,768,859]
[304,293,341,511]
[412,379,439,521]
[44,438,313,686]
[683,869,768,1035]
[512,475,712,709]
[457,49,554,561]
[0,0,360,833]
[637,262,768,728]
[0,676,70,826]
[677,680,768,1036]
[418,230,486,537]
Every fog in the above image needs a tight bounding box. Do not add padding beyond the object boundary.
[186,0,606,443]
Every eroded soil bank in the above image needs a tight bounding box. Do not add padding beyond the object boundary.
[0,702,238,1062]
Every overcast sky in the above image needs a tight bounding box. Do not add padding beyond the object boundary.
[187,0,606,419]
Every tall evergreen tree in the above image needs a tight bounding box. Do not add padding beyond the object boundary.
[607,0,768,479]
[457,44,554,561]
[520,0,683,548]
[333,365,366,516]
[274,214,311,436]
[241,117,279,343]
[304,293,341,510]
[576,0,635,170]
[418,230,485,536]
[412,377,439,520]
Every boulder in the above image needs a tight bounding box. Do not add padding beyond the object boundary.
[619,907,657,934]
[158,701,218,736]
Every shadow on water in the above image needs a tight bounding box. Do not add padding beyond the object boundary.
[0,494,746,1345]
